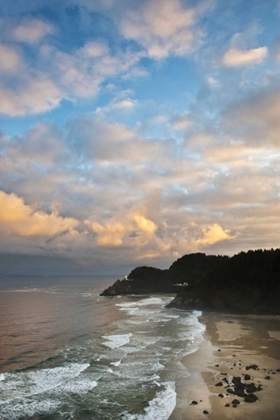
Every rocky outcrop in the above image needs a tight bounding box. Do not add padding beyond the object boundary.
[101,249,280,314]
[100,266,175,296]
[100,254,227,296]
[100,279,135,296]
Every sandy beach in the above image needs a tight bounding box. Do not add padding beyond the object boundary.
[175,312,280,420]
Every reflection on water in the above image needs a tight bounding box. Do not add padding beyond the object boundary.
[0,276,205,420]
[0,276,118,372]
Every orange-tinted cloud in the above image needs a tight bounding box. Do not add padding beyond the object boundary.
[0,190,79,237]
[87,206,157,247]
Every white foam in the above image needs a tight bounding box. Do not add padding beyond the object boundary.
[140,382,176,419]
[0,373,5,381]
[0,398,60,420]
[102,333,132,349]
[137,297,165,306]
[110,360,121,367]
[163,314,180,319]
[150,317,171,323]
[152,362,165,371]
[29,363,90,395]
[61,378,97,394]
[0,363,91,399]
[119,307,140,315]
[116,302,138,308]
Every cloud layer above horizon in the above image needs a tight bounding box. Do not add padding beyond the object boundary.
[0,0,279,269]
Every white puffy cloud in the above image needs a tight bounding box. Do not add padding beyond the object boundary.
[9,122,66,165]
[222,46,268,67]
[0,43,21,73]
[69,117,167,163]
[120,0,200,59]
[193,223,237,247]
[87,205,157,247]
[0,36,144,116]
[172,113,194,131]
[12,19,53,43]
[0,77,62,116]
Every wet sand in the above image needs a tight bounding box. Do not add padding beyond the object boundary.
[175,312,280,420]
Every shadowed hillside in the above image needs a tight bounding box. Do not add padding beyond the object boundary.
[100,253,228,296]
[167,249,280,314]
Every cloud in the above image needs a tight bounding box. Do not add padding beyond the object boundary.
[273,41,280,61]
[12,19,53,43]
[0,77,62,116]
[224,87,280,147]
[0,37,144,116]
[95,97,138,115]
[87,205,157,247]
[120,0,200,59]
[111,98,137,110]
[222,46,268,67]
[81,40,109,57]
[69,117,166,163]
[0,43,21,73]
[172,113,194,131]
[0,190,79,237]
[193,223,237,247]
[8,122,66,165]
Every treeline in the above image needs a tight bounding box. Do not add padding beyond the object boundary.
[169,248,280,314]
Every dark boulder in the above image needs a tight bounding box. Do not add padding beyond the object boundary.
[232,399,240,405]
[244,394,258,403]
[245,364,258,371]
[246,383,257,393]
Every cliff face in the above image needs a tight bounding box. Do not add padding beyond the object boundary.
[167,249,280,314]
[100,254,227,296]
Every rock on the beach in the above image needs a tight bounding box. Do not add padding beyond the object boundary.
[244,374,251,380]
[232,399,240,405]
[218,393,224,398]
[215,382,223,387]
[265,375,271,380]
[203,410,209,415]
[246,383,257,393]
[245,364,258,371]
[244,394,258,403]
[191,401,198,405]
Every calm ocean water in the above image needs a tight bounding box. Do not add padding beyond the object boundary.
[0,276,205,420]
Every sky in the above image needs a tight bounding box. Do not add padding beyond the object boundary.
[0,0,280,273]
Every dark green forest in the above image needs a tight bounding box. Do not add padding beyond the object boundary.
[101,248,280,314]
[169,249,280,314]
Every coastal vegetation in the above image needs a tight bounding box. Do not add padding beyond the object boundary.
[101,249,280,314]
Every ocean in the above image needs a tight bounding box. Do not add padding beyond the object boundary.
[0,276,205,420]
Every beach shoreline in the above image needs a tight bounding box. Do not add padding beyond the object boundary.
[174,312,280,419]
